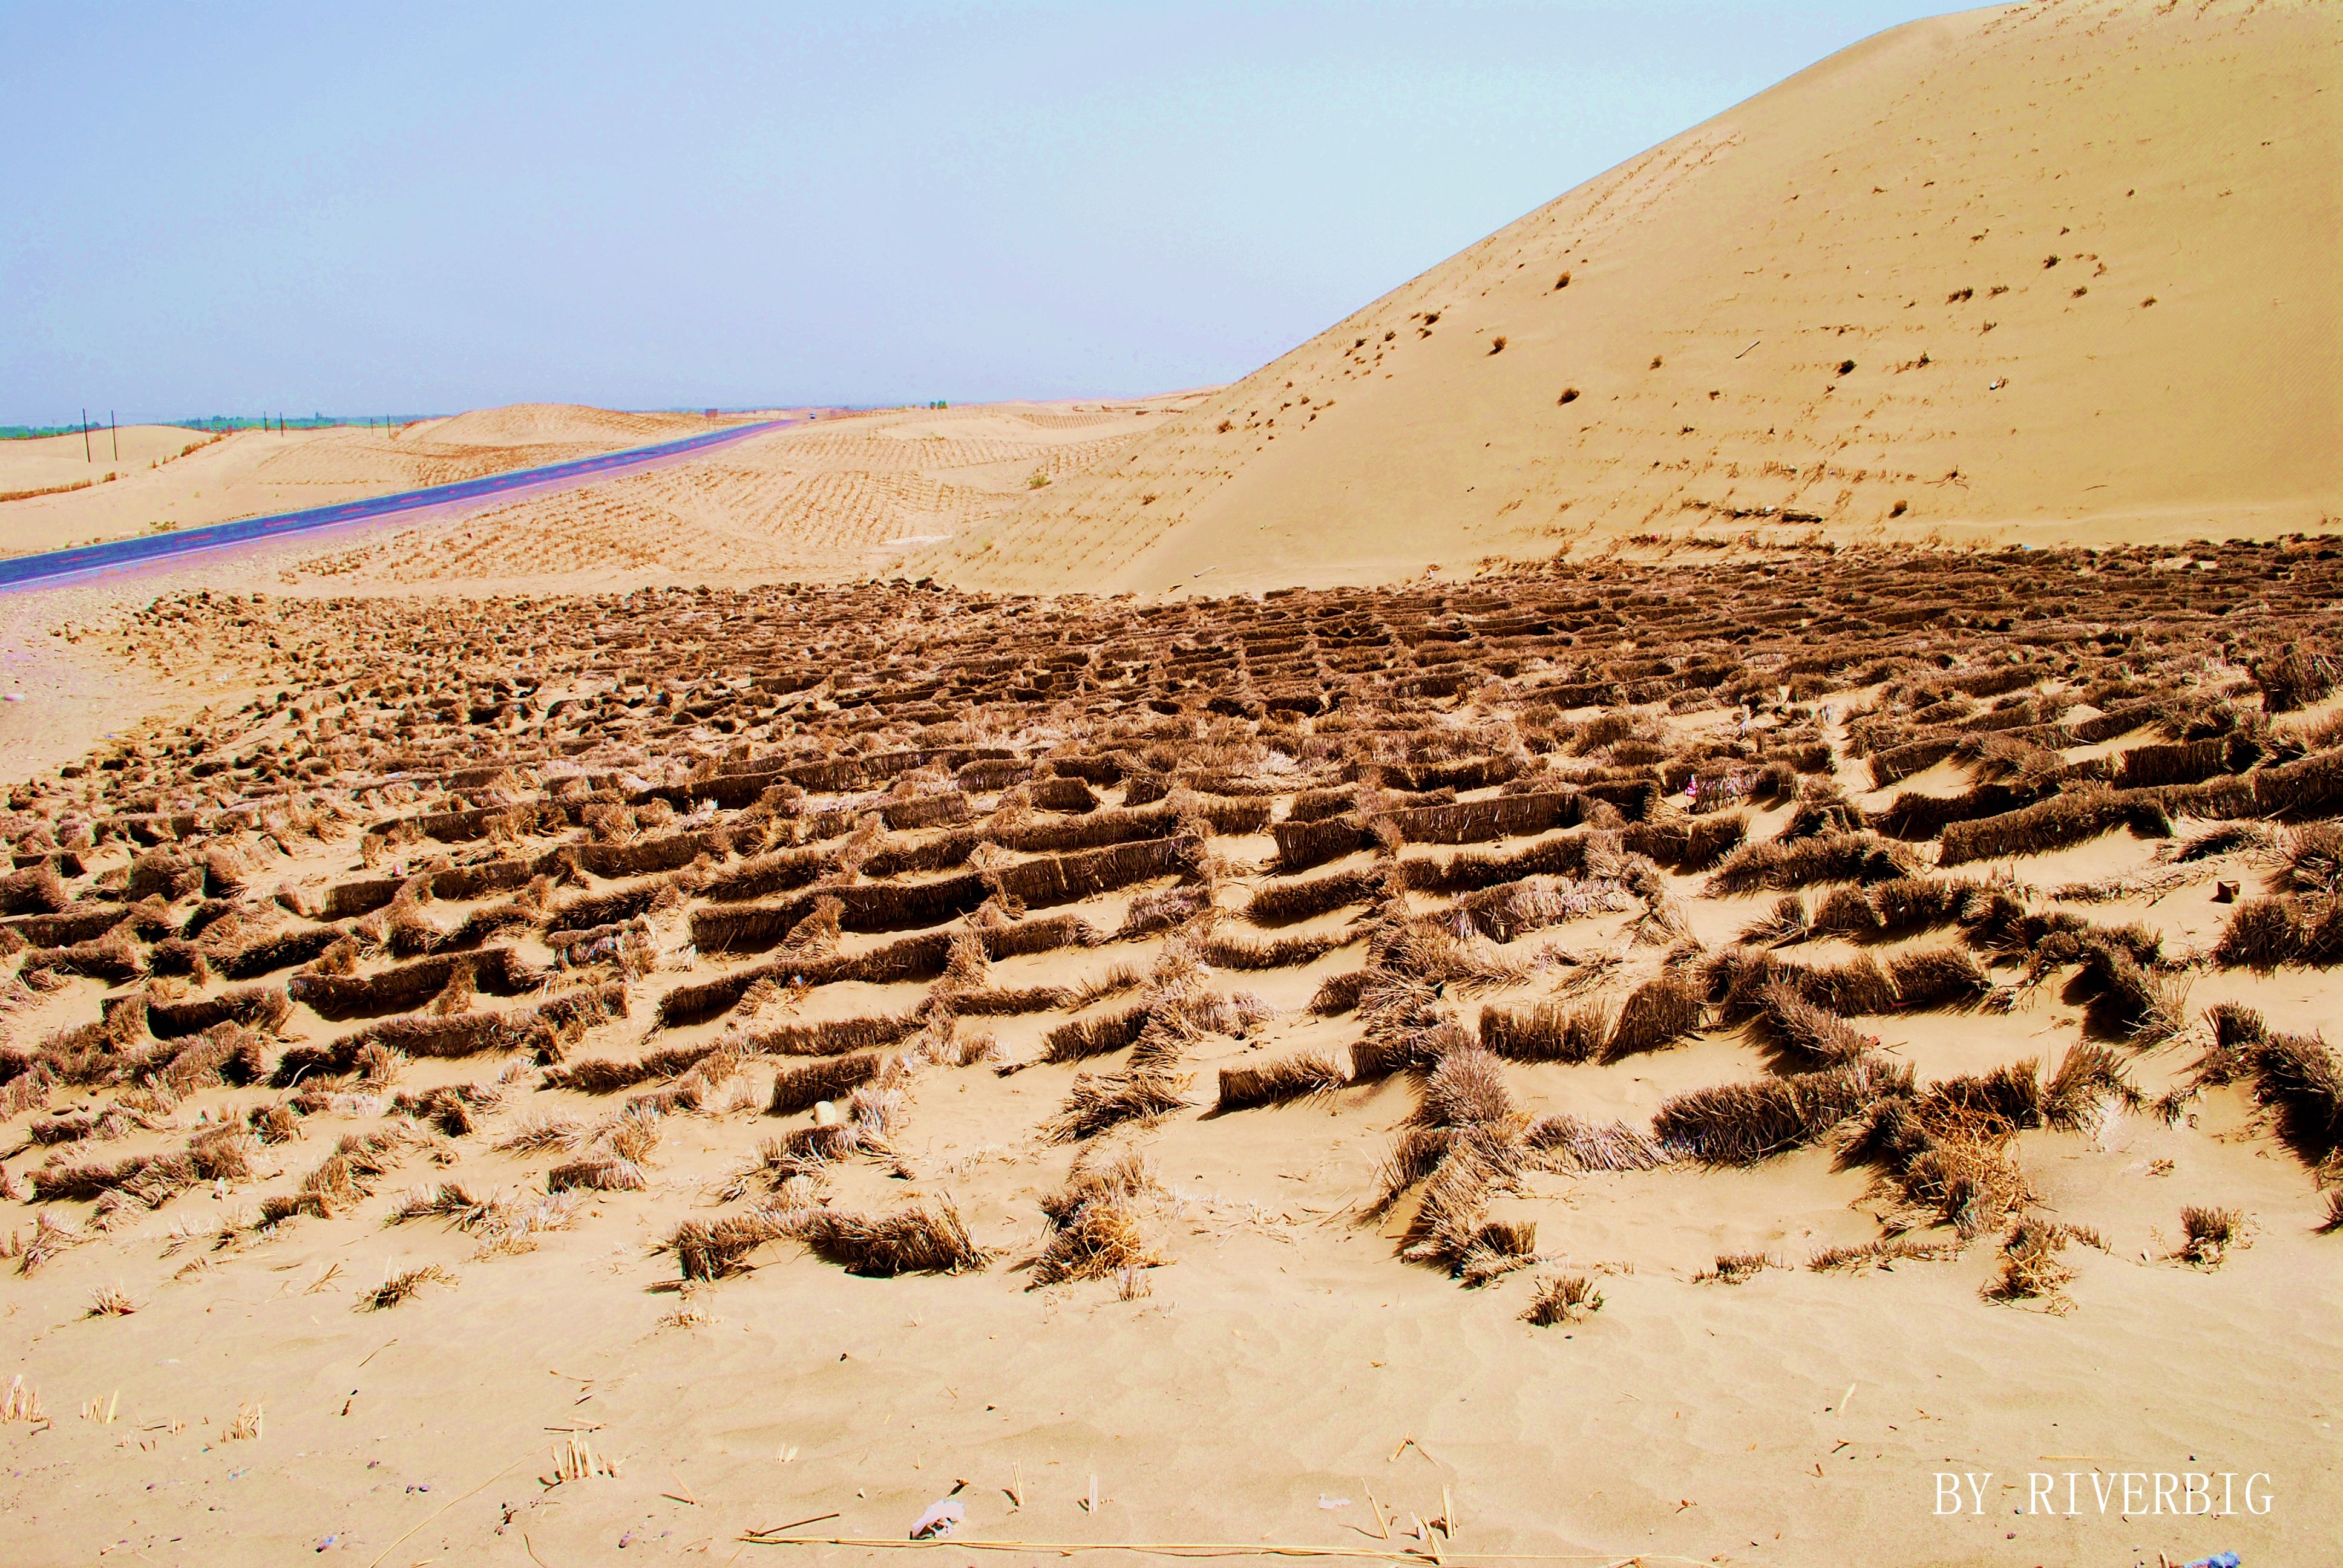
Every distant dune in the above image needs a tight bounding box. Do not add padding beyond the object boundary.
[279,401,1196,593]
[0,404,752,557]
[399,402,746,449]
[0,425,227,500]
[911,0,2341,595]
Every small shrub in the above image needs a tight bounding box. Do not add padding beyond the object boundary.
[1693,1252,1773,1285]
[2176,1205,2245,1268]
[1984,1217,2074,1305]
[1521,1272,1602,1325]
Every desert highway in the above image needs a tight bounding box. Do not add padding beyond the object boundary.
[0,416,800,590]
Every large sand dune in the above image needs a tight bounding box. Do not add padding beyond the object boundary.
[912,0,2341,595]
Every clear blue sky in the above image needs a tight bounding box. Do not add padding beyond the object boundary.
[1,2,1947,422]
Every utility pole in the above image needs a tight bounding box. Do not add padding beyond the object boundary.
[82,409,91,463]
[110,411,118,462]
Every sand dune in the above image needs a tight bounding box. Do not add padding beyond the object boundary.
[913,0,2341,595]
[0,405,757,558]
[277,400,1195,591]
[399,401,746,449]
[0,425,229,502]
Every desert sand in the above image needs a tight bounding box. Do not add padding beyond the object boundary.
[281,400,1199,595]
[1,542,2338,1568]
[2,1,2339,1565]
[0,405,765,558]
[906,0,2342,595]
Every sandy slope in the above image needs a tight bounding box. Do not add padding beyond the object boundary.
[0,406,760,557]
[277,400,1199,593]
[911,0,2342,595]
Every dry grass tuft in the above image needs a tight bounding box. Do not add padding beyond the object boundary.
[1806,1235,1962,1272]
[13,1212,89,1276]
[1984,1217,2079,1306]
[1373,1043,1543,1283]
[665,1209,796,1280]
[1754,980,1873,1064]
[1887,946,1993,1010]
[1214,1049,1346,1111]
[1416,1045,1519,1131]
[1706,831,1918,895]
[1693,1252,1775,1285]
[1604,972,1702,1060]
[1046,1068,1190,1143]
[361,1263,456,1310]
[1521,1272,1603,1325]
[1245,867,1383,927]
[1377,918,1535,996]
[2250,642,2337,714]
[387,1181,497,1230]
[1736,895,1810,948]
[1040,1003,1152,1065]
[2039,1042,2135,1129]
[1397,1132,1536,1284]
[658,1283,721,1329]
[1521,1112,1669,1172]
[543,1148,647,1192]
[785,1195,989,1275]
[1306,970,1372,1015]
[768,1051,886,1117]
[262,1126,433,1223]
[2175,1204,2246,1267]
[2241,1030,2343,1168]
[1,1376,45,1425]
[1887,1114,2033,1239]
[86,1284,137,1316]
[543,1430,621,1484]
[1655,1057,1910,1165]
[1478,1001,1606,1064]
[2210,897,2325,970]
[495,1114,585,1154]
[2073,940,2194,1044]
[1032,1148,1166,1287]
